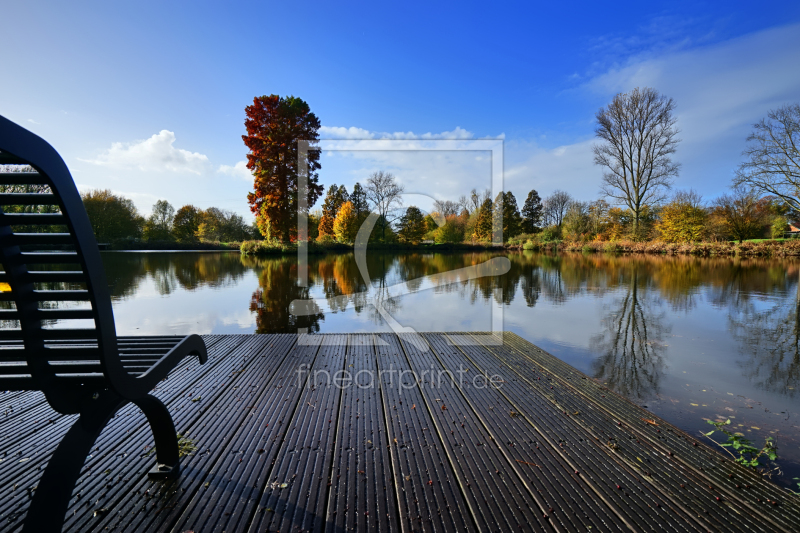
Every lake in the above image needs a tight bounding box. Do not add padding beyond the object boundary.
[35,250,800,488]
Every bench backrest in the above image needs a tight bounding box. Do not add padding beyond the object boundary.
[0,115,126,394]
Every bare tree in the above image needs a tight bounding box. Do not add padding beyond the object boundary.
[365,171,404,239]
[433,199,459,217]
[468,188,491,212]
[594,87,680,237]
[671,189,704,209]
[734,103,800,212]
[457,194,470,214]
[542,190,571,227]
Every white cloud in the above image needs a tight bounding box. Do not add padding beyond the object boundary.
[320,125,475,140]
[218,160,252,181]
[584,22,800,196]
[506,22,800,202]
[27,119,40,125]
[79,130,210,174]
[504,139,598,200]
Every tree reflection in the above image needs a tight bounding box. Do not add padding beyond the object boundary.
[248,256,323,333]
[590,266,669,399]
[101,252,246,298]
[728,268,800,398]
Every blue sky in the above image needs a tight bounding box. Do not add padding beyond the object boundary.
[2,0,799,218]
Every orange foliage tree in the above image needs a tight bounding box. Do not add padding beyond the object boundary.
[243,95,323,242]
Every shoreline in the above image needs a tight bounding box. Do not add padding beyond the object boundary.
[100,238,800,257]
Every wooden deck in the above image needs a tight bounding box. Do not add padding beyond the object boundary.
[1,333,799,532]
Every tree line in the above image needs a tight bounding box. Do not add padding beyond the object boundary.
[241,93,799,247]
[80,190,257,243]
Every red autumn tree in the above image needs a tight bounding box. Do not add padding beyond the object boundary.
[243,95,323,242]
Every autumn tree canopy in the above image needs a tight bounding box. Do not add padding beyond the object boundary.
[243,95,322,242]
[81,189,143,242]
[333,201,358,243]
[173,205,200,242]
[318,184,349,237]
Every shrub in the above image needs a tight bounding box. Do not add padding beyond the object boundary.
[771,215,788,239]
[316,233,336,245]
[540,225,561,242]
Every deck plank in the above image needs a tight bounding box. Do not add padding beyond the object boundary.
[374,333,475,533]
[397,333,556,532]
[422,333,630,533]
[325,334,399,532]
[1,333,799,533]
[246,334,347,533]
[497,332,799,532]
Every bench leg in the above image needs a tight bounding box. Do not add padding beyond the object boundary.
[133,394,181,479]
[22,391,127,533]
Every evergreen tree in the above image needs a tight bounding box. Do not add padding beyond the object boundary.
[337,185,350,206]
[521,190,543,233]
[351,182,369,220]
[397,206,427,243]
[492,192,522,242]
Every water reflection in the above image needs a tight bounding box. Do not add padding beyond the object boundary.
[590,265,669,399]
[729,271,800,399]
[243,256,323,334]
[102,252,247,298]
[92,250,800,401]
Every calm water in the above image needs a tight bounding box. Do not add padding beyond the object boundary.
[72,251,800,487]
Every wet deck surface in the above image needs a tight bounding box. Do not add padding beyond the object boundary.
[1,332,799,532]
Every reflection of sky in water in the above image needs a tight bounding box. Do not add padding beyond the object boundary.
[99,251,800,488]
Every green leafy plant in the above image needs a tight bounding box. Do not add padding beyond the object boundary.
[787,478,800,498]
[703,419,778,473]
[145,433,197,458]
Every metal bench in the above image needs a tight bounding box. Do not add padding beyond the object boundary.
[0,115,207,532]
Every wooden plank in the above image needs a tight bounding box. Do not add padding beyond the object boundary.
[245,334,347,533]
[423,333,630,533]
[441,333,693,532]
[486,332,791,532]
[90,335,298,533]
[396,333,556,532]
[0,334,247,531]
[165,334,323,533]
[2,333,799,533]
[325,334,399,532]
[375,332,475,533]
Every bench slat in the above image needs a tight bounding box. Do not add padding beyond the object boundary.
[6,233,74,246]
[49,362,104,373]
[0,375,35,389]
[0,270,86,283]
[20,252,81,263]
[0,290,91,301]
[0,151,27,165]
[0,172,48,185]
[18,271,85,283]
[0,213,66,225]
[0,309,97,321]
[0,193,58,205]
